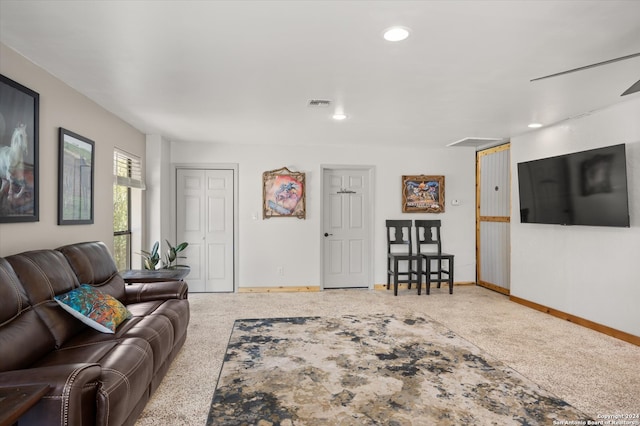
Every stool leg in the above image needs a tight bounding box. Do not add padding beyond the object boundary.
[426,257,431,295]
[449,257,454,294]
[417,256,422,295]
[408,258,413,290]
[394,258,399,296]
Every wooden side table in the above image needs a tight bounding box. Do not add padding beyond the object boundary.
[0,385,50,426]
[120,268,190,284]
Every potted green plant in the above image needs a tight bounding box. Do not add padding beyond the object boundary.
[139,240,189,270]
[163,240,189,269]
[139,241,161,270]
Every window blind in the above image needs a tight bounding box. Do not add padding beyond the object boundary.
[113,149,146,189]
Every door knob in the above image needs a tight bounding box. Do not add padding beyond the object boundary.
[324,233,333,237]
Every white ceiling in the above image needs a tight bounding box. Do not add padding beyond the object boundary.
[1,0,639,149]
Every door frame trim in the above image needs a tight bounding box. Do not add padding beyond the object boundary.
[319,164,376,290]
[172,163,239,293]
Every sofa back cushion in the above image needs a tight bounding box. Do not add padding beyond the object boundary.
[0,257,56,371]
[6,250,85,348]
[57,241,126,301]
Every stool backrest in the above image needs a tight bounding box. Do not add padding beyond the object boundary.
[414,219,442,254]
[385,220,413,255]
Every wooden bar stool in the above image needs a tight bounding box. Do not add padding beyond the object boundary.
[386,220,421,296]
[415,219,454,294]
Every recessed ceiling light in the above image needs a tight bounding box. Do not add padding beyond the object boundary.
[528,123,543,128]
[383,27,410,42]
[332,113,347,121]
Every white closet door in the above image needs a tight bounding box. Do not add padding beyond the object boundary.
[177,168,234,292]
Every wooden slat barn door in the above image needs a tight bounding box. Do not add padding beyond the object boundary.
[476,144,511,294]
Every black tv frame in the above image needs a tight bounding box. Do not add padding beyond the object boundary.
[517,144,630,228]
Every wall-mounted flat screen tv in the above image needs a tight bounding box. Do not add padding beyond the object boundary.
[517,144,630,227]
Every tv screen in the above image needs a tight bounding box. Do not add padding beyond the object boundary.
[517,144,630,227]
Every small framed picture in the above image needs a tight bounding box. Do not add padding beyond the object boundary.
[58,128,95,225]
[402,175,445,213]
[263,167,306,219]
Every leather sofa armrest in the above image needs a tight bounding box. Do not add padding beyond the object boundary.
[0,363,102,425]
[124,280,188,304]
[0,362,101,390]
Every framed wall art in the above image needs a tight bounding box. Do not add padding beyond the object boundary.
[0,74,39,223]
[402,175,445,213]
[58,128,95,225]
[263,167,306,219]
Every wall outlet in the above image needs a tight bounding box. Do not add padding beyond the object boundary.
[451,199,461,206]
[277,266,284,276]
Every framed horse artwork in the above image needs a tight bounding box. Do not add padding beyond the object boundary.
[0,74,39,223]
[262,167,306,219]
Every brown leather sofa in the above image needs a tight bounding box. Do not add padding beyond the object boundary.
[0,241,190,426]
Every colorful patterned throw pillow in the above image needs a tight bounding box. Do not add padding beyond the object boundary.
[55,284,131,333]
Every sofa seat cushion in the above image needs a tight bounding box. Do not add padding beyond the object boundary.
[34,341,119,367]
[120,315,174,374]
[61,316,143,347]
[150,299,190,343]
[126,300,164,317]
[56,314,174,375]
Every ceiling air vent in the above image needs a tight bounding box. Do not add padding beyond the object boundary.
[447,137,505,148]
[308,99,331,107]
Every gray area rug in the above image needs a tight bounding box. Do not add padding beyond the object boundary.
[208,314,591,425]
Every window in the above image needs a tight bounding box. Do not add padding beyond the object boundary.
[113,183,130,271]
[113,149,145,271]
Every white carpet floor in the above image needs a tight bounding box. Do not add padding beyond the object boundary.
[135,285,640,425]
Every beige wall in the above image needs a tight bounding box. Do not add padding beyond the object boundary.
[0,43,146,256]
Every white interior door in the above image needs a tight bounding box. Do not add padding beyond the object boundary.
[176,168,234,292]
[322,168,372,289]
